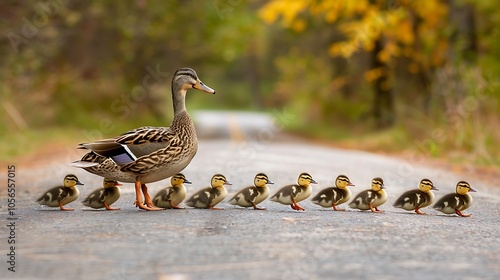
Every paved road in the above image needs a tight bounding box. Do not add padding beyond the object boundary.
[1,112,500,279]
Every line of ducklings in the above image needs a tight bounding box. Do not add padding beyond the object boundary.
[36,172,477,217]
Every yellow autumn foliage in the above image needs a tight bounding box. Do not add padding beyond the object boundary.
[259,0,450,75]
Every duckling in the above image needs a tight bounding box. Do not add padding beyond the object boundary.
[228,173,273,210]
[185,174,231,210]
[152,173,191,209]
[36,174,84,211]
[311,175,354,211]
[433,181,476,217]
[270,172,317,211]
[82,178,122,210]
[393,178,438,215]
[349,177,387,213]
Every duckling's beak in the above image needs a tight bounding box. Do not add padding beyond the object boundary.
[348,182,355,187]
[267,180,275,184]
[76,180,84,186]
[224,181,232,186]
[469,187,477,192]
[380,184,386,189]
[311,179,318,184]
[431,185,439,191]
[114,182,123,187]
[184,179,192,184]
[193,79,216,94]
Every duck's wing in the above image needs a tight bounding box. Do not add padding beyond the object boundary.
[229,186,257,204]
[78,126,175,166]
[186,187,213,206]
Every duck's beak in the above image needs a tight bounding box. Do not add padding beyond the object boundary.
[469,187,477,192]
[311,179,318,184]
[267,180,275,185]
[380,184,386,189]
[193,79,216,94]
[76,180,84,186]
[348,182,355,187]
[184,179,192,184]
[115,182,123,187]
[431,185,439,191]
[224,181,232,186]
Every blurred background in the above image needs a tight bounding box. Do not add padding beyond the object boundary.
[1,0,499,168]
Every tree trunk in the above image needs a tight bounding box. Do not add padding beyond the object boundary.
[372,37,394,128]
[246,40,262,108]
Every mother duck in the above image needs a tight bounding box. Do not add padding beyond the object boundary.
[72,68,215,210]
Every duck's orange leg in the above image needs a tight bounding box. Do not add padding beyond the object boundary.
[291,198,305,211]
[456,209,471,217]
[252,202,266,210]
[415,208,426,215]
[332,203,345,211]
[369,204,383,213]
[208,205,223,210]
[134,181,162,211]
[169,200,184,209]
[104,202,120,211]
[59,202,74,211]
[141,184,163,210]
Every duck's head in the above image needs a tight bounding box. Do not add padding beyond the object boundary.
[297,172,317,187]
[254,173,274,188]
[418,178,438,192]
[456,181,476,195]
[335,175,354,189]
[63,174,84,188]
[103,178,122,189]
[371,177,385,191]
[211,174,232,189]
[171,173,192,187]
[173,68,215,94]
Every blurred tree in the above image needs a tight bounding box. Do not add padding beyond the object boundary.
[259,0,451,127]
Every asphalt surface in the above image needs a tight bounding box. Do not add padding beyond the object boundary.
[1,112,500,280]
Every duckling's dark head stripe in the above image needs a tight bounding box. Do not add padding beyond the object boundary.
[65,175,79,182]
[337,175,350,182]
[372,177,384,185]
[299,173,313,180]
[104,178,117,183]
[255,173,268,180]
[421,179,433,186]
[457,181,470,188]
[212,174,227,182]
[173,173,186,180]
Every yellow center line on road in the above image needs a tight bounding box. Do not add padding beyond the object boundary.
[227,113,245,142]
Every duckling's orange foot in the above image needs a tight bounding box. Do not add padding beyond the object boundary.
[208,205,224,210]
[253,206,266,210]
[104,202,120,211]
[59,203,74,211]
[332,205,345,211]
[168,201,184,209]
[415,208,426,215]
[456,210,471,217]
[291,204,305,211]
[369,205,383,213]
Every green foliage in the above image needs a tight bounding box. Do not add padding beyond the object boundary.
[1,0,500,168]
